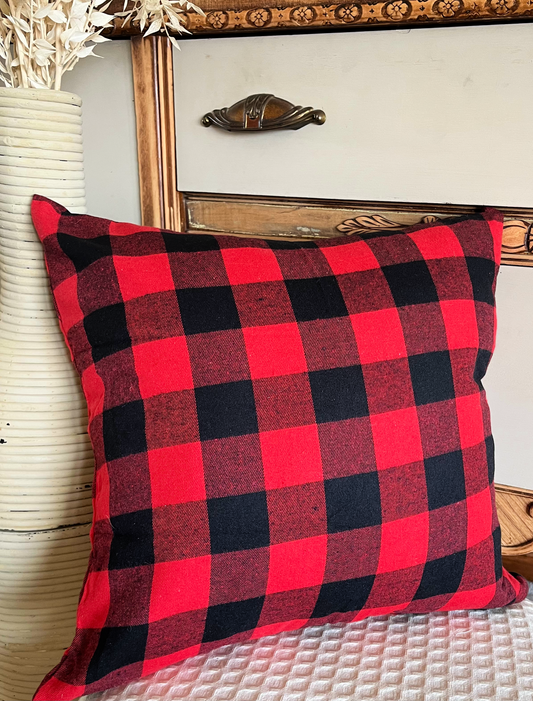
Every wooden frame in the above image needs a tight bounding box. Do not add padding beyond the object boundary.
[113,0,533,37]
[131,36,533,268]
[131,35,533,579]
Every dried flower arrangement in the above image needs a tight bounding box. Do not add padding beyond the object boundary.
[0,0,203,90]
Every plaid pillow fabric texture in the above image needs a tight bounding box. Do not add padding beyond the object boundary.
[31,197,527,700]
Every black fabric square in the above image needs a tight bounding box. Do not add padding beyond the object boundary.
[382,261,439,307]
[325,473,381,532]
[466,257,496,305]
[84,303,131,363]
[202,596,265,643]
[208,492,270,554]
[103,400,147,462]
[285,277,348,322]
[474,349,492,388]
[493,528,502,581]
[309,365,368,423]
[267,240,317,250]
[86,624,148,684]
[312,575,375,619]
[57,233,112,273]
[425,451,466,510]
[409,351,455,405]
[195,381,258,441]
[414,550,467,600]
[108,509,154,570]
[486,435,495,484]
[162,231,220,252]
[177,286,241,335]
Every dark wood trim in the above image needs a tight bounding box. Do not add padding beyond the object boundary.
[502,554,533,582]
[182,191,533,266]
[111,0,533,38]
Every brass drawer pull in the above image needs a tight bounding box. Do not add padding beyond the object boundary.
[202,93,326,132]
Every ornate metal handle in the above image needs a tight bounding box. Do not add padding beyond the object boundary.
[202,93,326,132]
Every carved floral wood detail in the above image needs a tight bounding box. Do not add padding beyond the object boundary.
[337,213,533,259]
[109,0,533,36]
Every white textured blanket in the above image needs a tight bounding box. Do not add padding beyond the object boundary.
[88,585,533,701]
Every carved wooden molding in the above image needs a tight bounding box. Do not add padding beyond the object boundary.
[338,211,533,266]
[495,484,533,557]
[110,0,533,37]
[182,192,533,266]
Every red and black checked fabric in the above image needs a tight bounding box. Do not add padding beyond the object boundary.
[31,196,527,701]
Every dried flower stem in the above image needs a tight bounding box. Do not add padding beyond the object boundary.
[0,0,203,90]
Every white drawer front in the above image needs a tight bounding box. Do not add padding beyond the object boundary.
[173,24,533,207]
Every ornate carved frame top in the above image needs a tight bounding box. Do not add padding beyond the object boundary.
[109,0,533,37]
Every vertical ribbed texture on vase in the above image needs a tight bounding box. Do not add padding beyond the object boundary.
[0,88,93,701]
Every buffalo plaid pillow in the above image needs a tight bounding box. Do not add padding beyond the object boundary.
[31,196,527,701]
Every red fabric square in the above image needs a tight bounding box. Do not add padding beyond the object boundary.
[371,407,424,469]
[54,274,83,334]
[440,300,479,350]
[267,536,327,593]
[456,393,485,449]
[149,443,205,507]
[261,425,323,489]
[466,487,494,548]
[244,323,307,378]
[351,309,407,363]
[134,337,193,398]
[222,246,283,284]
[377,513,429,573]
[81,364,105,423]
[150,557,210,621]
[93,465,110,521]
[441,583,497,612]
[77,570,110,629]
[408,224,464,259]
[321,239,380,274]
[114,253,174,301]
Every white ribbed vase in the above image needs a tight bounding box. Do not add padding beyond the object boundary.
[0,88,93,701]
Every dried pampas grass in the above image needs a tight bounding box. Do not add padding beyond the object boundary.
[117,0,204,49]
[0,0,204,91]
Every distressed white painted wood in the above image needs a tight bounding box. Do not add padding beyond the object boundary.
[173,24,533,207]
